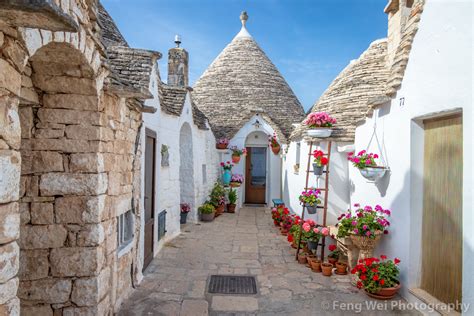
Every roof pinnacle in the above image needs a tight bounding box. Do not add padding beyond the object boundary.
[240,11,248,27]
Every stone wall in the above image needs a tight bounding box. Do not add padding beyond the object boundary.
[0,1,144,315]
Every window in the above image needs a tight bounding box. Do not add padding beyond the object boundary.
[117,210,134,252]
[294,142,301,174]
[202,164,207,184]
[158,210,167,241]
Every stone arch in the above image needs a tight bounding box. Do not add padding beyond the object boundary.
[245,130,269,147]
[17,41,105,314]
[179,122,196,221]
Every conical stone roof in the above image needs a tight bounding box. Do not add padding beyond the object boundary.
[192,13,305,141]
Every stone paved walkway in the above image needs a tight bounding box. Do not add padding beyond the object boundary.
[119,207,420,316]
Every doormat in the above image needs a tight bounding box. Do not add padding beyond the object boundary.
[208,275,257,294]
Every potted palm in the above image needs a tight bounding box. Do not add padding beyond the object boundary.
[216,138,229,150]
[312,150,329,176]
[352,255,401,299]
[230,146,247,163]
[336,204,391,261]
[227,188,237,213]
[304,112,336,138]
[199,203,215,222]
[347,150,387,182]
[180,203,191,224]
[298,188,321,214]
[268,133,280,155]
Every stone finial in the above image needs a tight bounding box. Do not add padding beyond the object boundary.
[240,11,248,27]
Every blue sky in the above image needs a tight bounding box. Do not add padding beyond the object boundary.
[102,0,388,110]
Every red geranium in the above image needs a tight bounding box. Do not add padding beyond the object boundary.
[328,244,337,252]
[352,255,400,293]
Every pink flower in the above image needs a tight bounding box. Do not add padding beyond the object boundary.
[353,229,359,234]
[365,231,371,237]
[313,228,320,234]
[351,221,357,226]
[302,223,311,232]
[363,225,368,230]
[354,203,360,208]
[321,227,329,236]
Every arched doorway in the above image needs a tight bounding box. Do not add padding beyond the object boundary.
[244,131,268,204]
[179,123,195,221]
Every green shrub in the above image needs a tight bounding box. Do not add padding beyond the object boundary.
[209,182,225,207]
[199,203,215,214]
[228,188,237,204]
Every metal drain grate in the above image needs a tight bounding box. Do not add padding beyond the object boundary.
[208,275,257,294]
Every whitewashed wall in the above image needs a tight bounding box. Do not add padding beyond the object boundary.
[350,1,472,311]
[219,115,281,205]
[282,140,352,226]
[138,65,219,273]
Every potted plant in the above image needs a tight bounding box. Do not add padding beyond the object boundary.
[288,219,302,248]
[327,244,340,265]
[220,161,233,186]
[230,146,247,163]
[297,251,308,264]
[298,188,321,214]
[209,182,226,216]
[268,133,280,155]
[199,203,215,222]
[336,204,391,261]
[312,150,329,176]
[280,210,294,235]
[304,112,336,138]
[335,261,348,275]
[230,174,243,187]
[301,219,329,251]
[180,203,190,224]
[271,205,286,227]
[352,255,401,299]
[321,262,333,276]
[310,258,322,272]
[216,137,229,150]
[347,150,387,182]
[227,188,237,213]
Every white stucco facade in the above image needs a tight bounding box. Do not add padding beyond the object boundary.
[350,1,472,312]
[138,64,219,273]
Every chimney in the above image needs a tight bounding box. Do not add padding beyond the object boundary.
[167,35,189,87]
[384,0,414,65]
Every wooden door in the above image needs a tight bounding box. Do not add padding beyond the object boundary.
[245,147,266,204]
[421,114,462,307]
[143,129,156,271]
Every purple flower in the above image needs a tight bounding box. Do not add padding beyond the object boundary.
[365,231,371,237]
[363,225,368,230]
[353,229,359,234]
[385,210,391,216]
[364,206,373,212]
[351,221,357,226]
[345,214,351,219]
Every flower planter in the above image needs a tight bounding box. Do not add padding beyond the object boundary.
[215,204,225,216]
[335,262,348,275]
[297,253,307,264]
[359,166,387,182]
[222,170,232,186]
[305,204,318,214]
[229,182,241,188]
[201,211,215,222]
[365,283,401,300]
[350,233,382,261]
[271,144,281,155]
[232,155,241,164]
[312,163,324,176]
[180,212,188,224]
[216,143,228,150]
[307,128,332,138]
[321,263,333,276]
[306,240,319,251]
[310,258,322,272]
[227,203,236,213]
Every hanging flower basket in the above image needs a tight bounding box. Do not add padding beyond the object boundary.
[268,133,280,155]
[299,188,321,214]
[271,145,280,155]
[312,150,328,176]
[230,146,247,163]
[359,166,387,182]
[304,112,336,138]
[216,138,229,150]
[305,204,318,214]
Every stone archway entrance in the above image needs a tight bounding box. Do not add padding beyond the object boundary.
[179,123,195,221]
[17,41,105,314]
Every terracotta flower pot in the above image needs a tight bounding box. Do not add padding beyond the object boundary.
[291,242,297,249]
[328,257,337,265]
[271,144,281,155]
[297,253,307,264]
[216,143,228,150]
[335,262,347,275]
[280,228,288,236]
[227,203,236,213]
[321,263,333,276]
[231,155,241,163]
[306,255,317,268]
[215,204,225,216]
[230,182,241,188]
[310,259,322,272]
[365,283,401,300]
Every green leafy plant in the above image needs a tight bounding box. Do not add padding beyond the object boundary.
[198,203,215,214]
[228,188,237,204]
[209,182,226,207]
[352,256,401,293]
